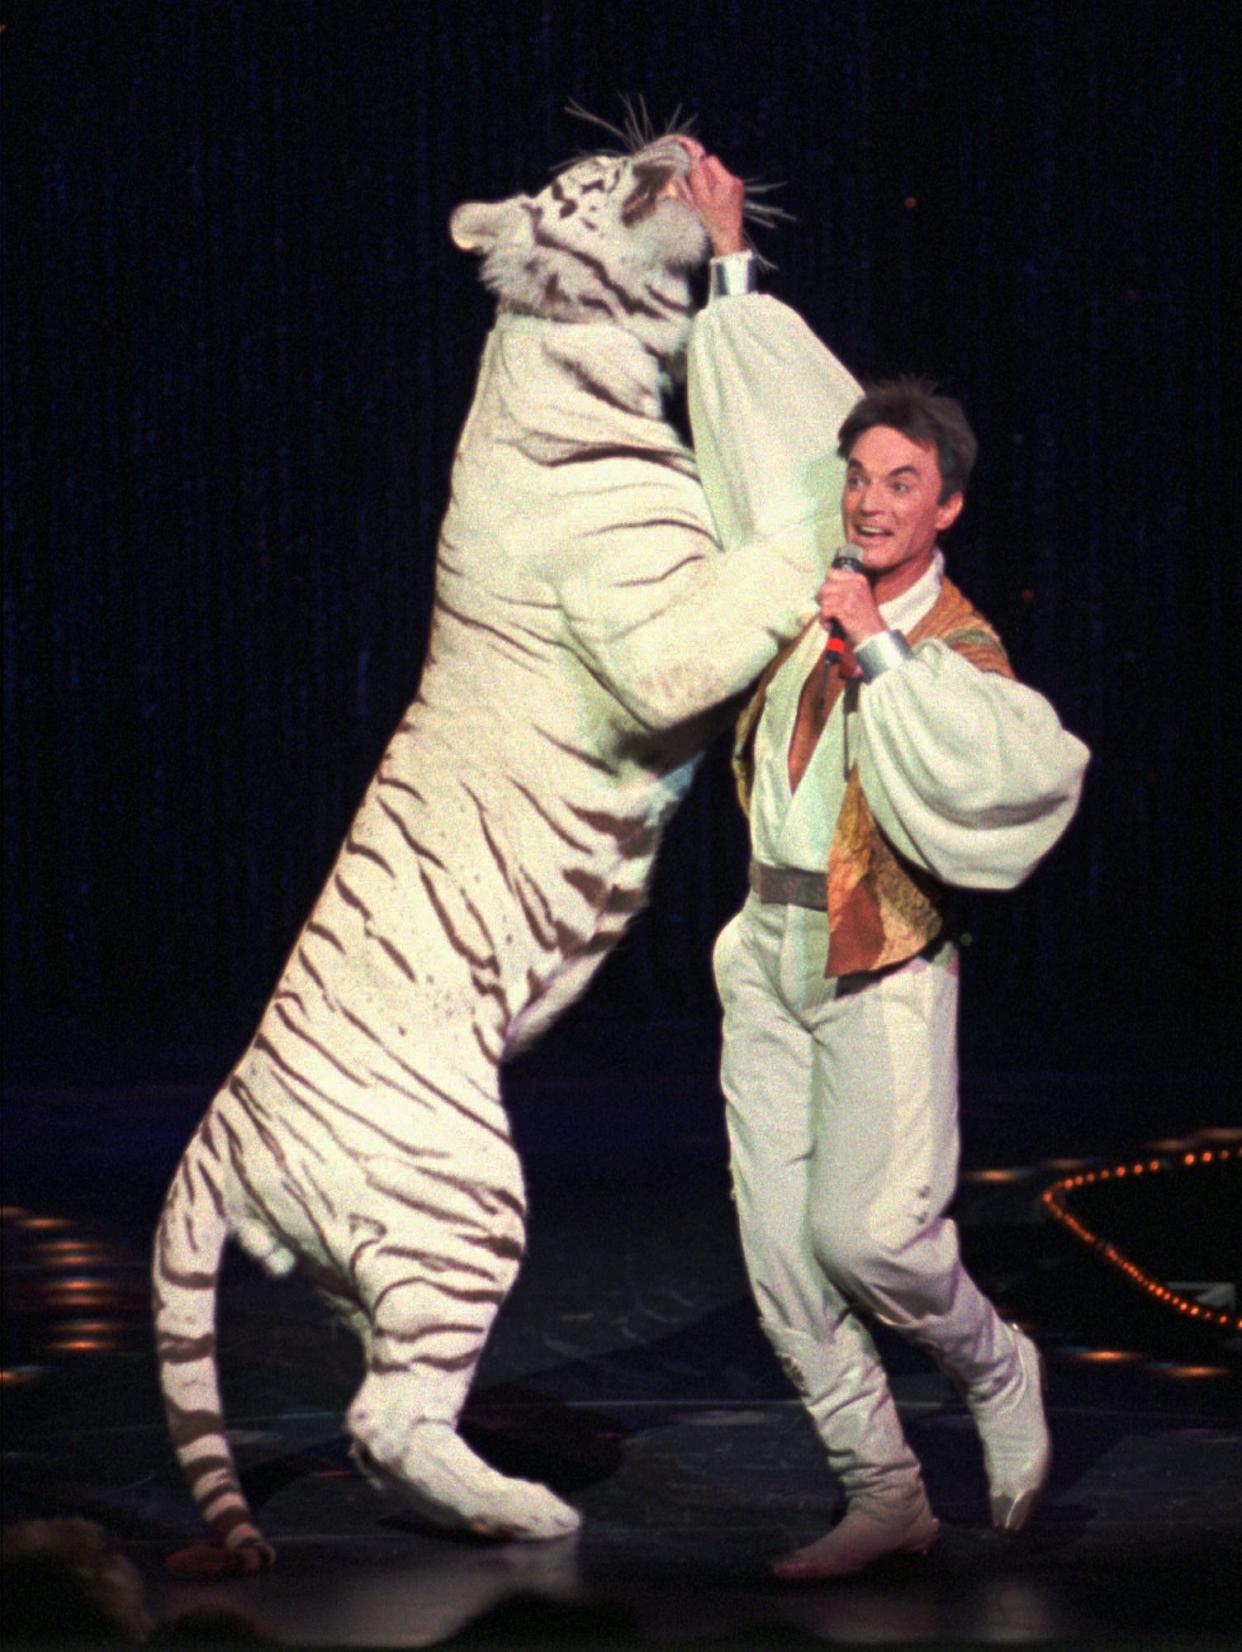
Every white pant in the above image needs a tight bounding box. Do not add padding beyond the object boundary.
[714,894,1019,1510]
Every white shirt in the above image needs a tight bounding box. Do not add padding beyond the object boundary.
[687,272,1090,891]
[752,555,944,873]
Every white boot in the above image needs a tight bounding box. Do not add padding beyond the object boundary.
[968,1325,1051,1532]
[762,1320,939,1579]
[772,1485,939,1581]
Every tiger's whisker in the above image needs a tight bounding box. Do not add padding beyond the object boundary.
[563,100,632,151]
[744,203,797,228]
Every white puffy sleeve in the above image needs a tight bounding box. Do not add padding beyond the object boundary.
[687,291,862,552]
[857,640,1091,889]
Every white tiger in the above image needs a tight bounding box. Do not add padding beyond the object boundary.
[153,126,846,1569]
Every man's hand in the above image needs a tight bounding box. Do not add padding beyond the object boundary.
[686,153,747,257]
[817,566,886,647]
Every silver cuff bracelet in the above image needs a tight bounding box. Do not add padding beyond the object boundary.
[709,253,759,298]
[854,629,914,681]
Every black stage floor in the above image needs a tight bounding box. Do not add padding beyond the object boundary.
[2,1058,1239,1650]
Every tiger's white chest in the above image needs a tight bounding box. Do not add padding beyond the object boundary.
[404,316,719,850]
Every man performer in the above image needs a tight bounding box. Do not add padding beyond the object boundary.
[682,151,1091,1580]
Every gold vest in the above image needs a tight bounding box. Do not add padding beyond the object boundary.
[732,577,1015,977]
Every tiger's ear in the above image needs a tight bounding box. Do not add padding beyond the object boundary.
[450,199,526,253]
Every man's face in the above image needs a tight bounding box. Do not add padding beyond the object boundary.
[840,425,964,602]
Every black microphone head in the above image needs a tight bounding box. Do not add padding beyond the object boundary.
[833,544,864,573]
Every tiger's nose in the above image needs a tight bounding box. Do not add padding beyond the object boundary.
[672,136,706,165]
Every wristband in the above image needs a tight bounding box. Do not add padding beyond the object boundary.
[709,252,759,298]
[854,629,914,681]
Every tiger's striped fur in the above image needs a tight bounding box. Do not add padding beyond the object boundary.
[153,131,843,1566]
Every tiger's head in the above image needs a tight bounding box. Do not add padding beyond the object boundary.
[450,133,710,358]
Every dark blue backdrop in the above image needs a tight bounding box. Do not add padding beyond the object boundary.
[4,0,1235,1083]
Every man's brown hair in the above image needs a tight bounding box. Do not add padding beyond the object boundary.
[837,377,978,503]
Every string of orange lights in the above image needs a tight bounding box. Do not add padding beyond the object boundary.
[1040,1143,1241,1333]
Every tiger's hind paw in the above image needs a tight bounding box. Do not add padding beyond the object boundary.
[352,1424,581,1542]
[165,1533,275,1579]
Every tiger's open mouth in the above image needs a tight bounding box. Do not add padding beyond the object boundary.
[659,175,694,205]
[621,160,693,225]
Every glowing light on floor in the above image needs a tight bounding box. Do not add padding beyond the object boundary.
[43,1336,121,1354]
[963,1167,1033,1183]
[33,1240,114,1261]
[1147,1363,1232,1380]
[1058,1347,1143,1364]
[3,1208,148,1367]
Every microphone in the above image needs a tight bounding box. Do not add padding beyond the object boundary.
[814,544,865,713]
[821,544,864,670]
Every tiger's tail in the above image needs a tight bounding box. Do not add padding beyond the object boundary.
[152,1127,275,1573]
